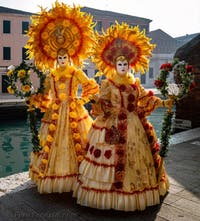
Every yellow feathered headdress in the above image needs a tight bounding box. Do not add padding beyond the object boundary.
[25,1,95,69]
[93,22,156,75]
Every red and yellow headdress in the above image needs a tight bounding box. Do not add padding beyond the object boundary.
[25,1,95,69]
[93,22,156,75]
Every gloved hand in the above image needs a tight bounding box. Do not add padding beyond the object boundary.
[162,99,174,110]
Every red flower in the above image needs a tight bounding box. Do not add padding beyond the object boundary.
[118,122,127,131]
[160,64,166,69]
[94,149,101,158]
[119,136,126,144]
[127,94,135,102]
[152,142,160,154]
[154,79,164,88]
[113,182,123,189]
[116,148,125,157]
[119,84,126,91]
[127,103,134,112]
[116,163,125,171]
[118,112,127,120]
[104,150,112,159]
[186,65,193,73]
[105,126,120,144]
[160,63,172,71]
[148,90,154,96]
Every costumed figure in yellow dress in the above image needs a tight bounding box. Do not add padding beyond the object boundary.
[73,23,173,211]
[26,1,99,193]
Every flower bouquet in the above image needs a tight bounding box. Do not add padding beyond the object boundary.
[6,61,48,152]
[154,58,195,157]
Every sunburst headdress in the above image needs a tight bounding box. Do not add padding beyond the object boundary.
[25,1,95,69]
[93,22,156,76]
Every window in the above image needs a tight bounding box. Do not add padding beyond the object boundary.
[22,47,28,60]
[3,47,11,60]
[22,21,29,34]
[94,21,102,32]
[149,67,154,79]
[3,20,11,33]
[2,75,9,93]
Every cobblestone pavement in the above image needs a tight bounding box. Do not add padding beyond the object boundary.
[0,128,200,221]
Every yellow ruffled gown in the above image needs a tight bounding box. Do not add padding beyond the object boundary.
[73,73,169,211]
[29,65,99,193]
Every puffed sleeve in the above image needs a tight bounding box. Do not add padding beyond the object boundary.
[75,69,99,103]
[27,74,51,112]
[91,79,112,117]
[136,78,163,116]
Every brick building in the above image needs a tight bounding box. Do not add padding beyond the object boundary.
[1,5,197,98]
[0,5,152,97]
[0,6,32,95]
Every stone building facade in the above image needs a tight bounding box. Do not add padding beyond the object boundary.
[0,6,32,96]
[0,6,151,97]
[1,5,198,98]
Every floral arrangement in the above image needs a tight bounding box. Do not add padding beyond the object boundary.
[154,58,195,157]
[6,61,48,152]
[7,61,46,98]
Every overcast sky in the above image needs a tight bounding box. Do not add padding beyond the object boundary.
[1,0,200,37]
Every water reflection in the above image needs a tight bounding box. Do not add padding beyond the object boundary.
[0,119,32,178]
[0,108,165,178]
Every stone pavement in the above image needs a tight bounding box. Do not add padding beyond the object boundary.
[0,128,200,221]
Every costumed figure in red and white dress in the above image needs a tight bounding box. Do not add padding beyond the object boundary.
[73,23,173,211]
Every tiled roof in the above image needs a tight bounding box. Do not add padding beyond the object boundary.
[174,34,200,67]
[0,5,150,23]
[82,7,152,23]
[175,33,200,44]
[0,6,33,15]
[148,29,181,54]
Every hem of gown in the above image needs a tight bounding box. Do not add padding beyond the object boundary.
[29,170,77,194]
[73,182,162,211]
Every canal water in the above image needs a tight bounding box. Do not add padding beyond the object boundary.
[0,108,166,178]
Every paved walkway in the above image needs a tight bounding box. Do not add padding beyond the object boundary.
[0,128,200,221]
